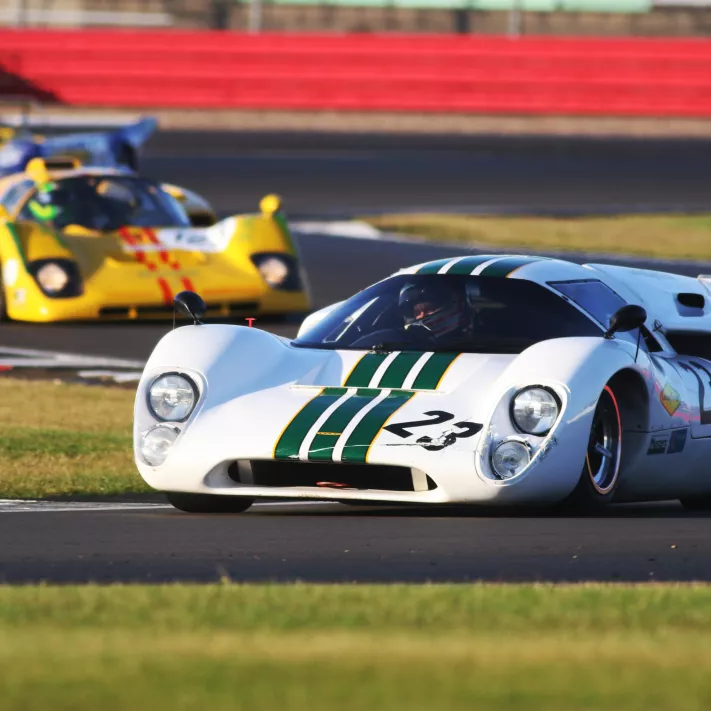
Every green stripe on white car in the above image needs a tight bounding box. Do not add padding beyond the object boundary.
[274,386,415,463]
[343,351,457,389]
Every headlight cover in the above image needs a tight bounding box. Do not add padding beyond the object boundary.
[251,252,302,291]
[36,262,68,293]
[148,373,198,422]
[28,258,83,298]
[491,439,531,480]
[140,425,179,467]
[511,387,560,436]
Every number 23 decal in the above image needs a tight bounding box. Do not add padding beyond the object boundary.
[384,410,482,451]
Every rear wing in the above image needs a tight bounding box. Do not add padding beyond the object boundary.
[0,116,158,176]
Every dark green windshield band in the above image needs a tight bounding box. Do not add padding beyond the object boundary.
[479,256,546,278]
[377,351,423,389]
[416,258,456,275]
[343,353,389,387]
[411,353,459,390]
[446,255,499,275]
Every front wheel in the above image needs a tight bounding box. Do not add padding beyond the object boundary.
[166,492,254,514]
[562,385,622,511]
[0,261,7,321]
[679,497,711,511]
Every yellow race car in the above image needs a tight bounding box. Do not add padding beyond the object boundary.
[0,158,310,322]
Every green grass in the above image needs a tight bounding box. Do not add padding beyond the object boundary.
[364,213,711,261]
[0,378,146,498]
[3,584,711,711]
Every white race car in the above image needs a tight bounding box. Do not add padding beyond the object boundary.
[134,253,711,513]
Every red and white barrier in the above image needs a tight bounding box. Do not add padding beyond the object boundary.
[1,29,710,116]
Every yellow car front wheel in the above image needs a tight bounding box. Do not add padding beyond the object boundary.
[0,261,6,321]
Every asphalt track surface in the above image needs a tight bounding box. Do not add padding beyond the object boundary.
[4,131,711,584]
[3,500,711,584]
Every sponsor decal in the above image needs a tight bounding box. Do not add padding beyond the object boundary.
[668,428,688,455]
[647,435,669,455]
[273,387,415,463]
[117,221,234,255]
[660,383,681,416]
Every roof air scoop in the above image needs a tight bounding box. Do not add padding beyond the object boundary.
[677,292,705,310]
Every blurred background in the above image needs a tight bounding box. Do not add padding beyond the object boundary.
[0,0,710,351]
[0,0,709,35]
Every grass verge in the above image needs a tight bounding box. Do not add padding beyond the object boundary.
[2,583,711,711]
[364,213,711,261]
[0,378,146,498]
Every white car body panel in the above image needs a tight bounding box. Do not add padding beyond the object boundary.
[134,254,711,506]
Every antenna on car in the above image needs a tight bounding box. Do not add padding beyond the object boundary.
[173,291,206,328]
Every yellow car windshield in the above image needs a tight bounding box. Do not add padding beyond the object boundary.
[21,175,191,231]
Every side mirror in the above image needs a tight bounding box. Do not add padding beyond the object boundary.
[605,304,647,339]
[174,290,206,325]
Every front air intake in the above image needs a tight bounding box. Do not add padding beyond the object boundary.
[227,460,436,492]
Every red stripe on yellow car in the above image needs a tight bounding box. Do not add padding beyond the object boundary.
[119,226,176,302]
[157,277,173,305]
[144,228,170,265]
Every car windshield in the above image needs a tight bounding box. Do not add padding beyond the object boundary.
[19,175,191,231]
[294,274,603,353]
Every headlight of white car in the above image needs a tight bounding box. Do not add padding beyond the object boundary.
[148,373,198,422]
[140,425,179,466]
[491,439,531,480]
[511,387,560,436]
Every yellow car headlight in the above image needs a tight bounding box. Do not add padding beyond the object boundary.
[28,259,83,298]
[251,252,302,291]
[36,263,69,294]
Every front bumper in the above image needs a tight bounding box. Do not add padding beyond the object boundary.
[135,399,586,507]
[7,283,310,322]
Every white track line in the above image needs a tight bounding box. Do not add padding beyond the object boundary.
[0,500,335,513]
[0,346,144,370]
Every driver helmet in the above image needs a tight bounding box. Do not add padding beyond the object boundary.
[29,180,71,222]
[398,279,465,339]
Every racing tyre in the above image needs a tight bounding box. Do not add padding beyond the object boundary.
[562,385,622,511]
[679,496,711,511]
[0,262,6,321]
[166,492,254,514]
